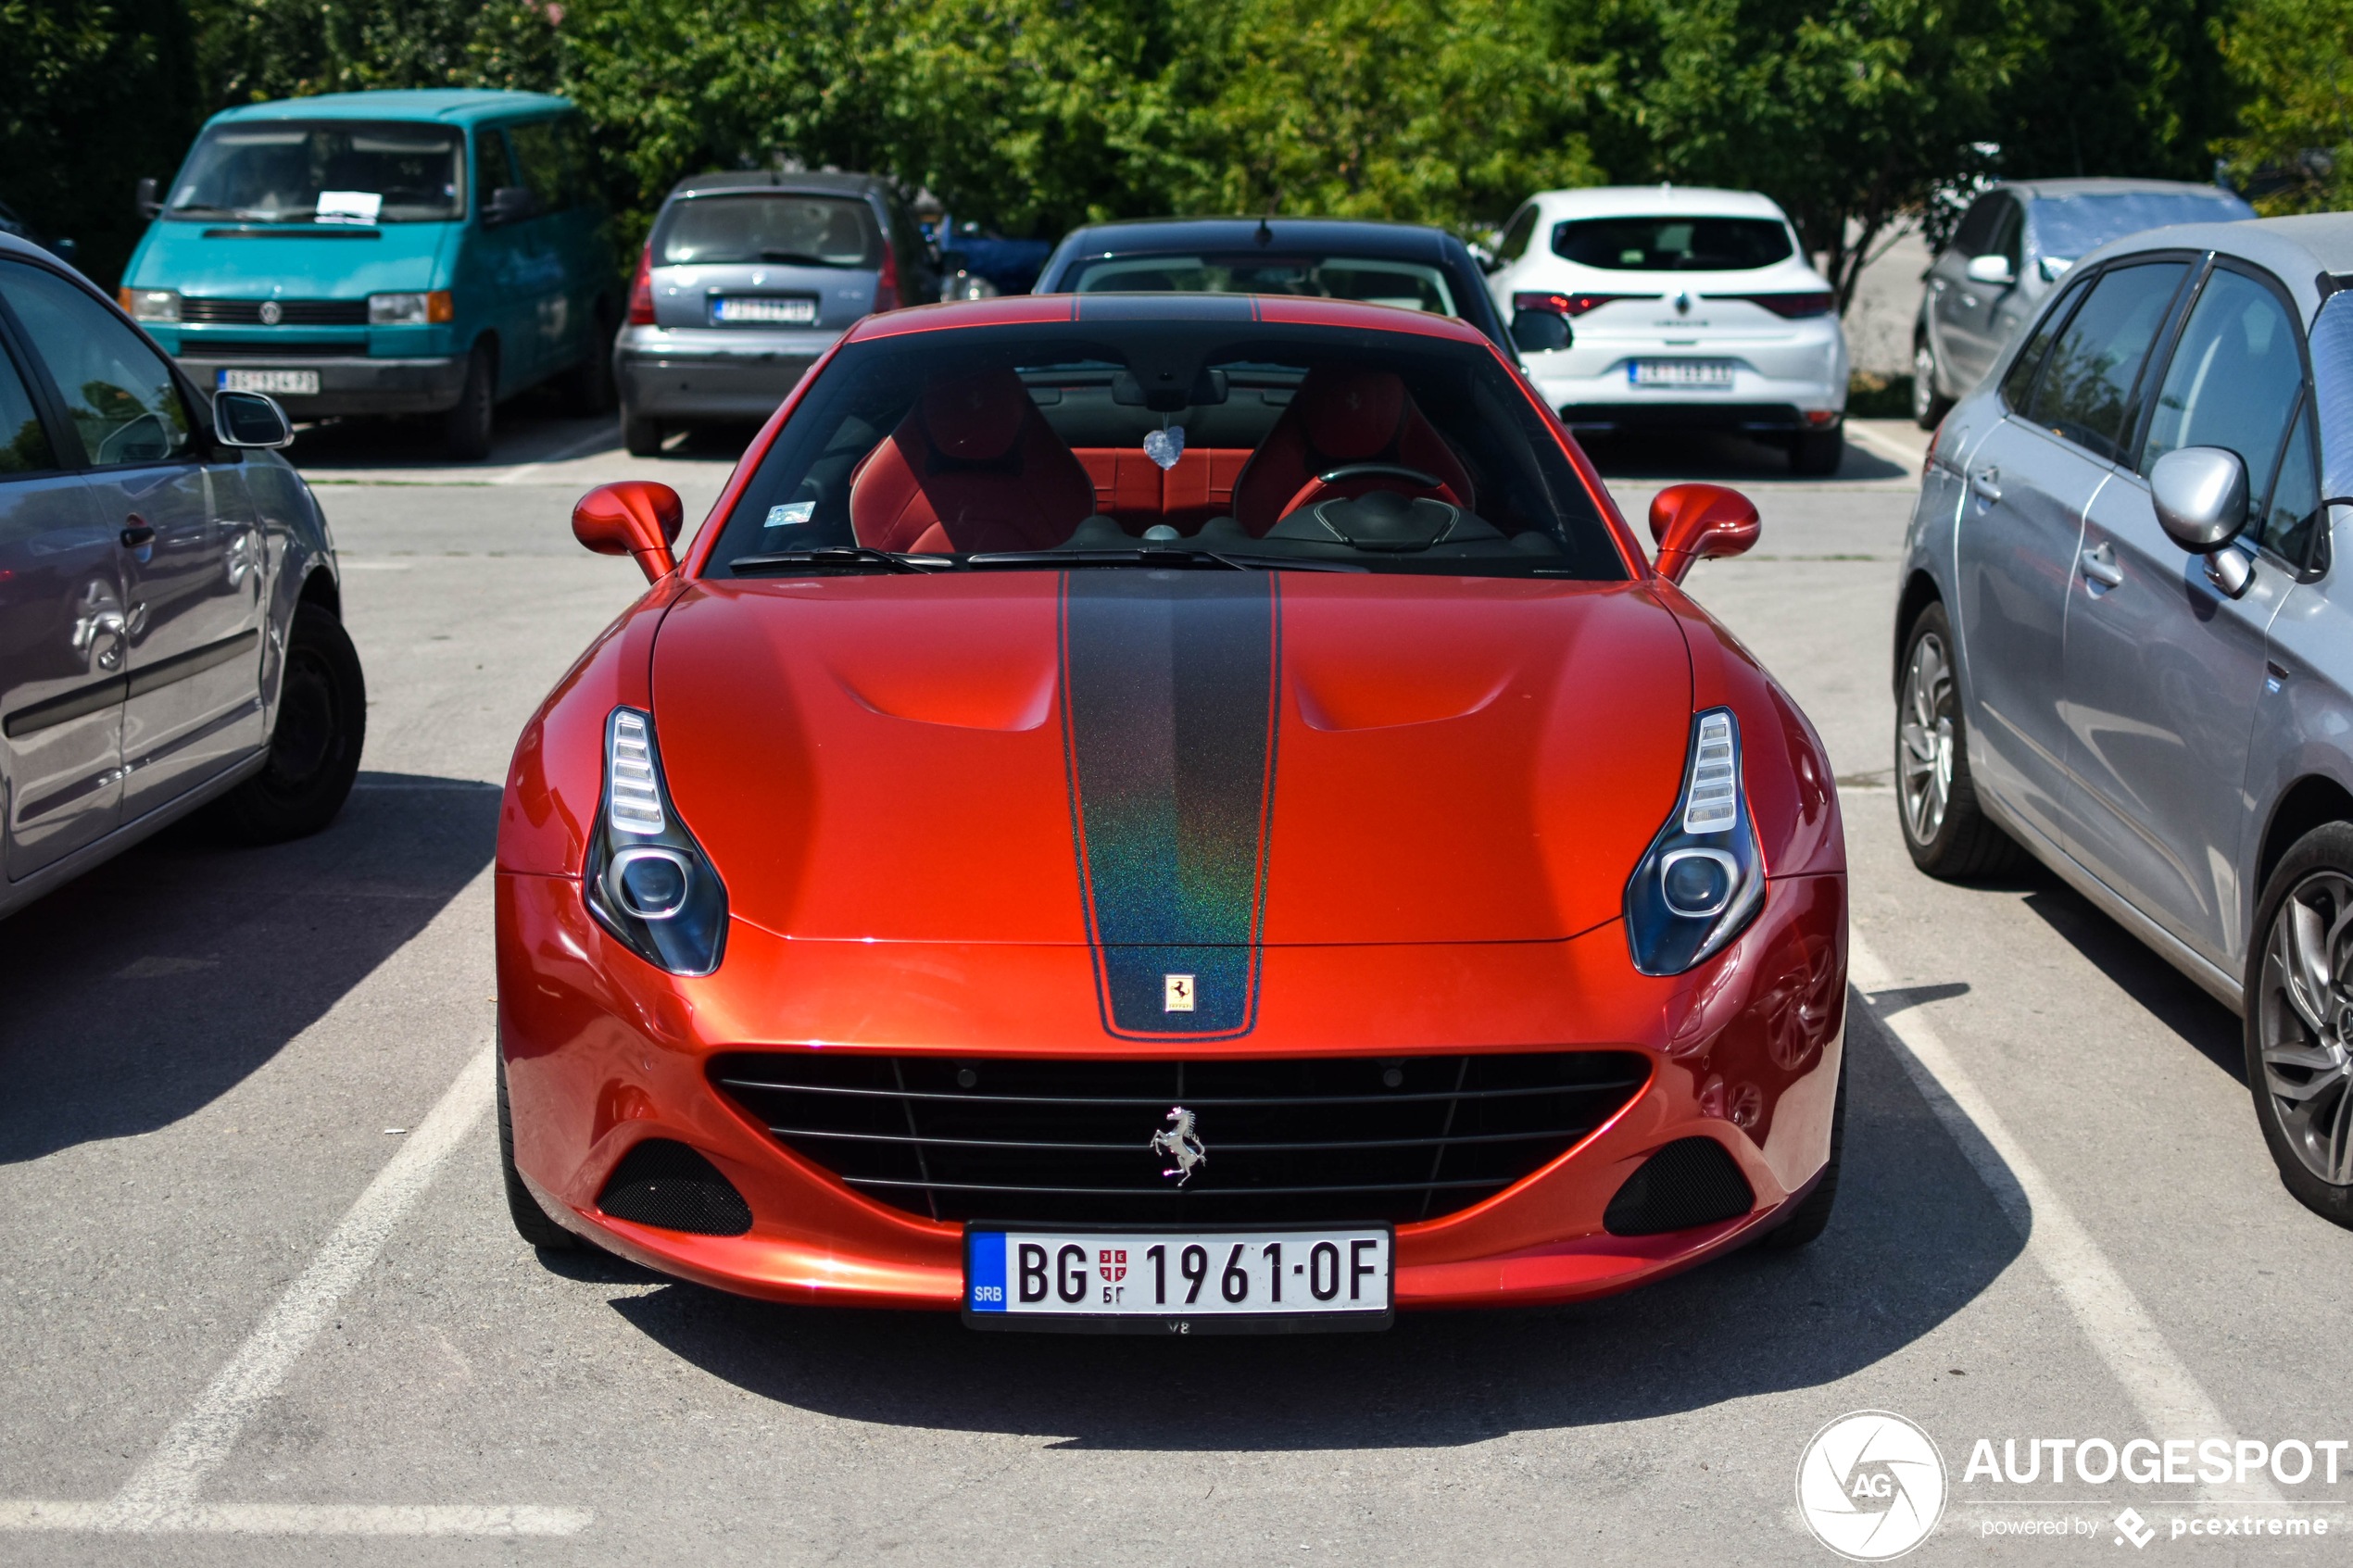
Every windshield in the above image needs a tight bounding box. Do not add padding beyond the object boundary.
[2027,191,2255,262]
[1551,217,1795,271]
[167,121,463,224]
[658,194,881,268]
[1066,256,1457,316]
[705,320,1625,580]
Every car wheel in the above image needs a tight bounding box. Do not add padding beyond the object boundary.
[1790,427,1843,476]
[209,601,365,844]
[622,407,663,458]
[498,1051,581,1250]
[2246,824,2353,1229]
[445,343,496,460]
[565,304,617,417]
[1758,1039,1843,1251]
[1912,339,1953,430]
[1895,601,2022,878]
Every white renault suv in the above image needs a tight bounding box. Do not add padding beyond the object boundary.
[1487,186,1850,473]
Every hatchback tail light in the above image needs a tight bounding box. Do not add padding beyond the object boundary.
[1515,291,1635,318]
[627,245,656,326]
[875,245,900,313]
[1721,292,1834,319]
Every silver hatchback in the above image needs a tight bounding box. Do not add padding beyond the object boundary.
[1896,212,2353,1226]
[612,171,936,455]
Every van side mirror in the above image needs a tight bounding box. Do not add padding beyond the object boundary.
[574,480,684,582]
[484,186,536,228]
[2149,445,2253,597]
[1649,483,1760,584]
[1965,253,2015,286]
[135,177,161,220]
[212,390,294,449]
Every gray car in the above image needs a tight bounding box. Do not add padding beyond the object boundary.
[0,232,363,921]
[1894,212,2353,1226]
[1911,178,2255,428]
[613,171,936,456]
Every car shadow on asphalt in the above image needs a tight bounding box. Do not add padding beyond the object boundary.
[1578,431,1910,485]
[591,993,2029,1448]
[2017,884,2246,1086]
[0,771,495,1166]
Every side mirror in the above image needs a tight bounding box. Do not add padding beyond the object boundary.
[135,177,161,220]
[1965,253,2015,286]
[484,185,536,228]
[574,480,684,583]
[2149,445,2253,597]
[1649,483,1760,584]
[212,390,293,448]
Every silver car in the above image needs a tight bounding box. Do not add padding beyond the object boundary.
[1911,178,2254,428]
[1895,212,2353,1226]
[612,171,936,456]
[0,232,363,921]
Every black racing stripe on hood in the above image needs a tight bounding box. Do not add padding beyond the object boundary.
[1060,571,1280,1037]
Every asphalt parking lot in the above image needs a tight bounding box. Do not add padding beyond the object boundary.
[2,407,2345,1565]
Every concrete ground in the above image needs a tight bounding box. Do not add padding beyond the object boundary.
[1,401,2345,1565]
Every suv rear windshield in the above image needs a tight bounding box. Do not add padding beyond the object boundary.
[1065,256,1457,316]
[167,121,463,223]
[1552,217,1794,271]
[657,194,881,268]
[2026,191,2254,262]
[707,320,1622,579]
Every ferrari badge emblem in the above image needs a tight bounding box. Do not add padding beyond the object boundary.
[1150,1106,1207,1185]
[1164,972,1195,1012]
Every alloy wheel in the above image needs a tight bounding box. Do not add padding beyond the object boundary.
[2257,871,2353,1185]
[1898,632,1957,847]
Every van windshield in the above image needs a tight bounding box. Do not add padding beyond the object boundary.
[167,121,465,224]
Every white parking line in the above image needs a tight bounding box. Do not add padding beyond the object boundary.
[0,1501,589,1537]
[1849,933,2278,1502]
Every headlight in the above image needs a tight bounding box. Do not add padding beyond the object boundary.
[368,290,453,325]
[1624,709,1765,975]
[583,708,727,975]
[120,288,180,322]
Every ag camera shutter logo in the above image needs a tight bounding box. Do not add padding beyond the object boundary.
[1797,1411,1947,1560]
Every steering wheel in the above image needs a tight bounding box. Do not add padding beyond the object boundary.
[1275,461,1465,523]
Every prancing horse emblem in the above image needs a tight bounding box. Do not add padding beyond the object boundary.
[1149,1105,1206,1185]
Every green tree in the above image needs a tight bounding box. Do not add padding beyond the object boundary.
[2211,0,2353,210]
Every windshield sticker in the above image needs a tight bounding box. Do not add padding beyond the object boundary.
[316,190,383,225]
[765,501,817,528]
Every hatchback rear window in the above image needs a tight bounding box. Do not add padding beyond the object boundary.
[658,195,880,268]
[1067,255,1457,316]
[1551,217,1794,271]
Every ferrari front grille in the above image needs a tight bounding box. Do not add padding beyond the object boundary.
[709,1050,1651,1225]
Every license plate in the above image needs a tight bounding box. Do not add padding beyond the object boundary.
[216,369,319,396]
[1629,359,1735,389]
[964,1224,1393,1333]
[711,295,817,326]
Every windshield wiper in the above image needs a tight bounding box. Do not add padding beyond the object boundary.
[759,250,854,268]
[728,546,940,575]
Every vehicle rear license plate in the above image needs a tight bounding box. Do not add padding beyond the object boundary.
[1629,359,1735,389]
[964,1225,1393,1333]
[711,295,817,325]
[216,369,319,395]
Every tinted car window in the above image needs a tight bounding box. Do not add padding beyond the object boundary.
[2255,394,2321,563]
[475,129,516,207]
[2026,191,2255,263]
[3,263,191,467]
[2023,261,2186,461]
[506,119,573,213]
[1551,217,1793,271]
[659,195,880,268]
[2142,269,2303,484]
[0,335,54,474]
[1496,206,1539,263]
[1068,255,1457,316]
[168,120,464,223]
[1950,194,2004,259]
[2002,278,2090,409]
[1987,198,2023,270]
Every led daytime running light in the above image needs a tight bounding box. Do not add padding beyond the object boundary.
[1682,712,1737,832]
[607,710,664,834]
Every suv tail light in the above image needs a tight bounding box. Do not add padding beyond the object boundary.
[1720,292,1834,319]
[1515,291,1634,318]
[875,245,900,313]
[627,245,656,325]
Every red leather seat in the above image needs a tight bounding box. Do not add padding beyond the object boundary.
[1229,369,1475,536]
[849,369,1097,553]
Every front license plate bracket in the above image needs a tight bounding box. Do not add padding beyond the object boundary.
[961,1222,1395,1335]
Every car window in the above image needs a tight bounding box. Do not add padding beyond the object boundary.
[475,129,517,208]
[1950,194,2004,259]
[2001,277,2091,409]
[1496,206,1539,263]
[1550,217,1793,271]
[659,195,881,268]
[2141,268,2304,487]
[2023,260,2186,462]
[1988,198,2023,270]
[0,334,55,474]
[167,119,464,224]
[2253,392,2321,564]
[1067,256,1457,316]
[1,262,192,468]
[2026,190,2256,264]
[506,119,573,214]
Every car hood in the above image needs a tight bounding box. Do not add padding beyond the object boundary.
[126,220,452,297]
[650,571,1693,952]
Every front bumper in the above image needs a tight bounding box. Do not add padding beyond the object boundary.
[614,323,841,421]
[172,352,469,417]
[498,871,1845,1313]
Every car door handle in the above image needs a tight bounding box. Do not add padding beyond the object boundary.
[120,519,156,548]
[1969,466,2001,503]
[2080,541,2124,587]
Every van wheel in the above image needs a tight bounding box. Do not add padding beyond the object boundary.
[1912,339,1954,429]
[566,304,617,417]
[445,344,496,460]
[622,407,663,458]
[1789,427,1843,475]
[1896,601,2022,878]
[211,602,365,843]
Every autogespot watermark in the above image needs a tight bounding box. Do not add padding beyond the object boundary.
[1797,1415,2346,1559]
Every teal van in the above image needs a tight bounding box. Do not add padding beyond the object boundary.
[119,90,616,458]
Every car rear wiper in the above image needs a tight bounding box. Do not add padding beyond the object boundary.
[759,250,856,268]
[963,547,1366,573]
[728,546,942,575]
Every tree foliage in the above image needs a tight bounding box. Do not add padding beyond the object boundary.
[2211,0,2353,211]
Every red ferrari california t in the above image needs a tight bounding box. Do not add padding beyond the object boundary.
[497,294,1846,1332]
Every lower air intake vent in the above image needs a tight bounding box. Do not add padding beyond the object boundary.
[1603,1136,1755,1236]
[596,1139,752,1236]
